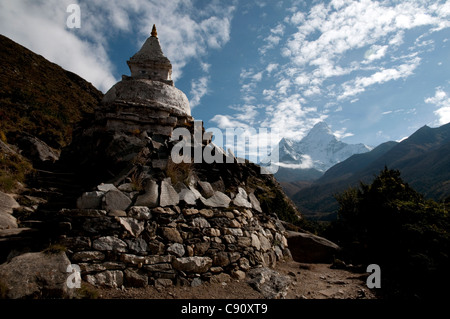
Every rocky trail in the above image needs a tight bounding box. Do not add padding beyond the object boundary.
[90,260,377,300]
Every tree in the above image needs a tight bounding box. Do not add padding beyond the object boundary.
[329,167,450,299]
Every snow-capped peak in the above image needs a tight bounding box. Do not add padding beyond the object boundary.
[269,122,372,177]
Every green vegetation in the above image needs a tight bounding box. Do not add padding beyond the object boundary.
[0,150,33,192]
[166,159,193,186]
[324,167,450,299]
[43,244,67,255]
[74,283,99,299]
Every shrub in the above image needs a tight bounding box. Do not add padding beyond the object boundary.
[327,167,450,299]
[0,151,33,192]
[166,158,192,186]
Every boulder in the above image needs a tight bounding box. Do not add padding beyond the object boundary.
[103,189,132,212]
[16,134,59,163]
[199,191,231,208]
[134,179,159,207]
[76,191,104,209]
[188,186,202,199]
[160,179,179,207]
[249,193,262,213]
[232,187,252,208]
[172,256,212,273]
[197,181,215,198]
[0,212,18,229]
[178,189,197,205]
[0,191,19,229]
[0,251,73,298]
[286,231,340,263]
[0,191,20,215]
[247,267,292,299]
[258,233,272,252]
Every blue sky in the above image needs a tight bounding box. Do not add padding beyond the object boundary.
[1,0,450,149]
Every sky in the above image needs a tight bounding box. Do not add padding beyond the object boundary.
[1,0,450,153]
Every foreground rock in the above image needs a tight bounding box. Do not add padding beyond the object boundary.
[0,191,20,230]
[0,251,73,298]
[286,231,340,263]
[247,267,293,299]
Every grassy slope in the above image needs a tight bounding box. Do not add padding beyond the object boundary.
[0,34,103,191]
[0,34,102,149]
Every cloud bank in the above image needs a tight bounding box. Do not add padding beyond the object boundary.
[0,0,235,94]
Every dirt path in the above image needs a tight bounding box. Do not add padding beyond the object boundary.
[277,261,377,299]
[94,260,377,299]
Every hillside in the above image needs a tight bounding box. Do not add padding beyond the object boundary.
[0,34,102,151]
[292,123,450,219]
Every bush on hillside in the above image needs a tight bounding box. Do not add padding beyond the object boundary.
[325,167,450,299]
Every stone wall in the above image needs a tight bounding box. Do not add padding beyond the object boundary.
[57,180,291,288]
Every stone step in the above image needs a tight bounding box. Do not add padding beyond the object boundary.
[0,227,39,239]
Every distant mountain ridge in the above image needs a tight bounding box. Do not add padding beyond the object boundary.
[291,122,450,220]
[269,122,372,182]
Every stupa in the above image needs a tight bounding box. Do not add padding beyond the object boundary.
[98,25,192,136]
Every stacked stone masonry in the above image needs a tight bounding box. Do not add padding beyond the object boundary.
[58,181,290,288]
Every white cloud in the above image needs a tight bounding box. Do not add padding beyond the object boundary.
[0,0,116,92]
[189,76,209,109]
[266,63,279,74]
[273,154,314,169]
[364,45,388,62]
[210,114,250,130]
[281,0,450,101]
[333,127,354,140]
[425,87,450,125]
[0,0,235,92]
[339,57,421,100]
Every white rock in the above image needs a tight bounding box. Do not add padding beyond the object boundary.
[167,243,185,257]
[93,236,127,252]
[191,217,211,228]
[178,189,197,205]
[76,191,104,209]
[199,191,231,208]
[172,256,212,273]
[118,217,145,237]
[232,187,252,208]
[97,183,118,192]
[128,206,152,220]
[160,179,179,207]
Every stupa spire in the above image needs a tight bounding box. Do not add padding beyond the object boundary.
[126,24,173,85]
[151,24,158,38]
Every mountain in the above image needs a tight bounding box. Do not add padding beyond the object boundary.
[268,122,372,182]
[0,34,102,192]
[292,122,450,220]
[0,34,102,151]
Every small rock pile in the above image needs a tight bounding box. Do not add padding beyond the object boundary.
[57,179,291,288]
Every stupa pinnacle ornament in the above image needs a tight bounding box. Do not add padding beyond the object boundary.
[151,24,158,38]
